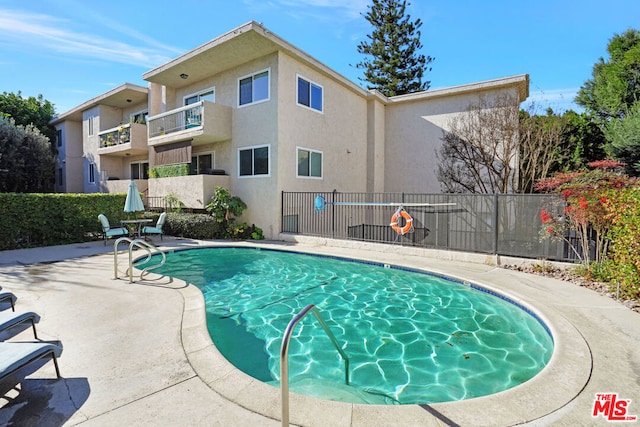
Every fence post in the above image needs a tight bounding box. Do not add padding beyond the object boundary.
[493,194,499,255]
[332,189,337,239]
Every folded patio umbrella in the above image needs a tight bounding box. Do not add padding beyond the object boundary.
[124,180,145,213]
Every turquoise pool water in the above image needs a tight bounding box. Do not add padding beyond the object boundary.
[149,247,553,404]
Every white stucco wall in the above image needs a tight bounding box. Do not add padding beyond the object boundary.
[383,86,522,193]
[276,52,369,196]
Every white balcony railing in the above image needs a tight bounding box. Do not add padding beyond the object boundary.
[148,102,203,138]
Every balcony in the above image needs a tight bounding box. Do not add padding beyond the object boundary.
[97,123,148,156]
[149,174,231,209]
[147,101,232,147]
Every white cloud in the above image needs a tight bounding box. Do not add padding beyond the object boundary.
[0,9,175,68]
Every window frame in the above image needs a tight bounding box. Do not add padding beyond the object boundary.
[190,151,215,175]
[238,144,271,178]
[56,129,62,147]
[238,68,270,108]
[130,109,148,124]
[296,147,323,179]
[184,86,216,106]
[88,116,95,136]
[296,74,324,113]
[88,162,96,184]
[130,161,149,180]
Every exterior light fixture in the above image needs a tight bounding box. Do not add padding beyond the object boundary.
[180,73,189,79]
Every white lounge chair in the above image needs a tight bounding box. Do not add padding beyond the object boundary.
[0,311,40,340]
[98,214,129,245]
[0,341,62,380]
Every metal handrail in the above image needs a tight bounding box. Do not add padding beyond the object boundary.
[113,237,134,279]
[280,304,349,427]
[128,239,166,283]
[112,237,166,282]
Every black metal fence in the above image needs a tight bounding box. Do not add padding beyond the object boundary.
[282,191,582,262]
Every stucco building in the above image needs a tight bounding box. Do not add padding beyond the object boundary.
[51,21,528,239]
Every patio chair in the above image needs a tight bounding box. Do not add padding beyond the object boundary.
[98,214,129,245]
[0,341,63,380]
[0,292,16,312]
[0,310,40,340]
[142,212,167,241]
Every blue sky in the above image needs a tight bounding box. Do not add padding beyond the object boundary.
[1,0,638,115]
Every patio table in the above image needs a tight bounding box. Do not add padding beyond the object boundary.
[120,219,153,239]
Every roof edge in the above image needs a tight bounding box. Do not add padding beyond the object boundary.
[389,74,530,104]
[50,83,148,124]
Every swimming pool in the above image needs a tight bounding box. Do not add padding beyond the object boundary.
[149,247,553,405]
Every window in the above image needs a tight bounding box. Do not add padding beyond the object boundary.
[88,162,96,183]
[190,153,214,175]
[130,162,149,180]
[56,129,62,147]
[297,76,323,112]
[297,148,323,178]
[57,167,63,185]
[131,110,148,124]
[88,116,95,136]
[239,69,269,106]
[239,145,270,177]
[185,88,215,105]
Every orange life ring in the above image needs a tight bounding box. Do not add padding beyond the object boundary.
[390,210,413,235]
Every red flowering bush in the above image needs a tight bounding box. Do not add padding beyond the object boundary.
[535,161,634,264]
[536,161,640,299]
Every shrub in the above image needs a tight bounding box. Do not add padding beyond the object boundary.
[536,161,635,263]
[0,193,127,249]
[205,186,263,240]
[601,186,640,299]
[163,212,222,240]
[149,164,190,178]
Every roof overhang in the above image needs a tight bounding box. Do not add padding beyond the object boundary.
[143,21,368,96]
[50,83,148,124]
[387,74,530,105]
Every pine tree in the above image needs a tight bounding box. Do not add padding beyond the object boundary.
[356,0,434,97]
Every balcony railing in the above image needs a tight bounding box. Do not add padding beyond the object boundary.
[99,124,131,148]
[148,102,203,138]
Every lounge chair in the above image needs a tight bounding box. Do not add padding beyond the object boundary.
[0,341,62,380]
[98,214,129,245]
[0,292,16,311]
[0,311,40,340]
[142,212,167,241]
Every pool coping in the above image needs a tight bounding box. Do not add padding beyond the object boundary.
[173,241,592,427]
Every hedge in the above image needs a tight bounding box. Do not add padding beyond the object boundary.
[0,193,128,250]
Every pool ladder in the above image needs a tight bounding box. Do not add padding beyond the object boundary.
[280,304,349,427]
[112,237,166,283]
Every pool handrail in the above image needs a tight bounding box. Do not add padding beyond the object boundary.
[112,237,166,283]
[128,239,166,283]
[280,303,350,427]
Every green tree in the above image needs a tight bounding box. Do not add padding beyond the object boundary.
[0,91,56,143]
[562,110,607,170]
[605,102,640,174]
[356,0,433,97]
[0,117,56,192]
[576,29,640,121]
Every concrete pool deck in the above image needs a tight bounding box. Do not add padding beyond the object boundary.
[0,237,638,426]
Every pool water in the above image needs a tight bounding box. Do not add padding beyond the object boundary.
[150,247,553,404]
